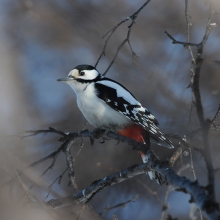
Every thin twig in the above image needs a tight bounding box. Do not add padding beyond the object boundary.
[210,104,220,128]
[137,180,163,206]
[63,139,78,190]
[160,165,191,220]
[43,168,68,202]
[166,5,217,203]
[95,18,130,68]
[18,127,67,139]
[95,0,152,74]
[28,144,63,168]
[189,148,196,180]
[169,143,183,167]
[164,31,201,49]
[99,194,139,216]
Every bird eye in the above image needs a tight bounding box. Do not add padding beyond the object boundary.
[79,71,85,76]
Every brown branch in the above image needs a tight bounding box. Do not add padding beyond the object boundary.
[169,144,183,167]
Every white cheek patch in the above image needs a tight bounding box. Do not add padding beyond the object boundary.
[80,69,99,80]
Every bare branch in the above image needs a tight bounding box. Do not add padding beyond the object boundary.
[164,31,200,49]
[160,165,191,219]
[63,139,78,190]
[21,125,220,219]
[95,18,130,68]
[211,104,220,128]
[28,144,63,168]
[137,180,163,206]
[95,0,152,74]
[169,144,183,167]
[46,163,150,208]
[43,168,68,202]
[46,153,220,219]
[166,4,217,204]
[19,127,67,139]
[99,194,139,216]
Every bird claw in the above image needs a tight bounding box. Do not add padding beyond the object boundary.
[99,138,105,144]
[99,137,111,144]
[93,128,106,139]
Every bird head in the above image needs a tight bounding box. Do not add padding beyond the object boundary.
[57,64,100,83]
[57,64,101,92]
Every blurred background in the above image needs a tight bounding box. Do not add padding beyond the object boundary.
[0,0,220,219]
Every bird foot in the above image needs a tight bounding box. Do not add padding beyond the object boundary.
[92,128,106,143]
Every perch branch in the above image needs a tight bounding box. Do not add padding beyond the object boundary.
[28,128,218,220]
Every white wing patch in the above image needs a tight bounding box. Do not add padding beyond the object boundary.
[97,80,140,105]
[95,79,174,148]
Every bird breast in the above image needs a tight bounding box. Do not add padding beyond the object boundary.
[76,83,132,130]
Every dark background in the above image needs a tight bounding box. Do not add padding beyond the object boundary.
[0,0,219,219]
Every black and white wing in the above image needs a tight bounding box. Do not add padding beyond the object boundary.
[95,78,174,148]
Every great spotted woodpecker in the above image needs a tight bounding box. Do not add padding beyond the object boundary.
[57,64,174,184]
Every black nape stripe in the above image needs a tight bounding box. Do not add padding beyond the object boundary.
[76,75,102,84]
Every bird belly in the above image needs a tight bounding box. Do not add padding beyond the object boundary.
[77,90,131,130]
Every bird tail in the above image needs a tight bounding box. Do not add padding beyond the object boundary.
[118,125,162,185]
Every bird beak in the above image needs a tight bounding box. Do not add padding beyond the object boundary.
[57,77,74,83]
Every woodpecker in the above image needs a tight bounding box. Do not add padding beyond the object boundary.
[58,64,174,184]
